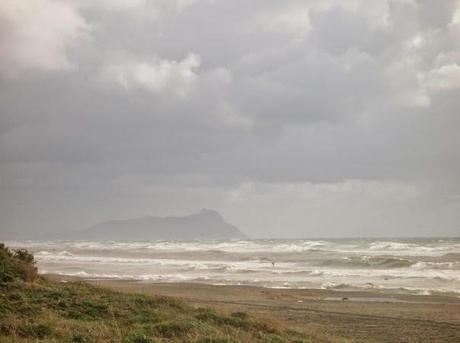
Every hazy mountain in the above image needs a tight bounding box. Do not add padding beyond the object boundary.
[47,209,248,241]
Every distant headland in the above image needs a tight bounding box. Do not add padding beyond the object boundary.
[45,209,248,241]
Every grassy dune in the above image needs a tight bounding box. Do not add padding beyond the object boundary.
[0,244,313,343]
[0,279,316,342]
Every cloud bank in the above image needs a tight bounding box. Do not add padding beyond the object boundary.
[1,0,459,238]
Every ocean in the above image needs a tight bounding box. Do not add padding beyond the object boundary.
[6,238,460,295]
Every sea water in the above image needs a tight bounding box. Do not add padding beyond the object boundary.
[6,238,460,295]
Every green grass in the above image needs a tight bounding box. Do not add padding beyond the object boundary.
[0,244,310,342]
[0,278,312,342]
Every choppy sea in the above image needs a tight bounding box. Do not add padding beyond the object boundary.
[6,238,460,295]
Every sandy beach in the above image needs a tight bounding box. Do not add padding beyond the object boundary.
[51,275,460,342]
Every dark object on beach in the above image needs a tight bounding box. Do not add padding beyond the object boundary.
[272,261,275,267]
[342,297,349,301]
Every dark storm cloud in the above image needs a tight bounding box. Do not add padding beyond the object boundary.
[0,0,459,238]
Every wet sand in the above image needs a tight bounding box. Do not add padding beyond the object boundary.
[51,276,460,342]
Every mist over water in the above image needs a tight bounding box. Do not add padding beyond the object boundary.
[7,238,460,295]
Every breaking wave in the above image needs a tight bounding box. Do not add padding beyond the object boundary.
[321,256,414,269]
[6,238,460,294]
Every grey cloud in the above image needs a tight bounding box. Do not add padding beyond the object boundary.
[0,0,459,238]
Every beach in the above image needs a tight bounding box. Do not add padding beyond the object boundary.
[49,275,460,342]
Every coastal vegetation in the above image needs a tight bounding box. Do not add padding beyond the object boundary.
[0,243,310,342]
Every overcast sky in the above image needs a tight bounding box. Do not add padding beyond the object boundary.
[1,0,460,239]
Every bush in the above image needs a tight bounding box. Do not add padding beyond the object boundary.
[0,243,38,283]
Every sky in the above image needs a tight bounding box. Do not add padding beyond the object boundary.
[1,0,460,239]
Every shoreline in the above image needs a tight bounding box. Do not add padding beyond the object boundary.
[48,274,460,342]
[47,274,460,303]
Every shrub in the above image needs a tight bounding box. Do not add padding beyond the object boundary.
[0,243,38,283]
[14,249,35,263]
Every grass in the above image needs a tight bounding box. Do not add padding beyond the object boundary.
[0,279,312,342]
[0,244,311,342]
